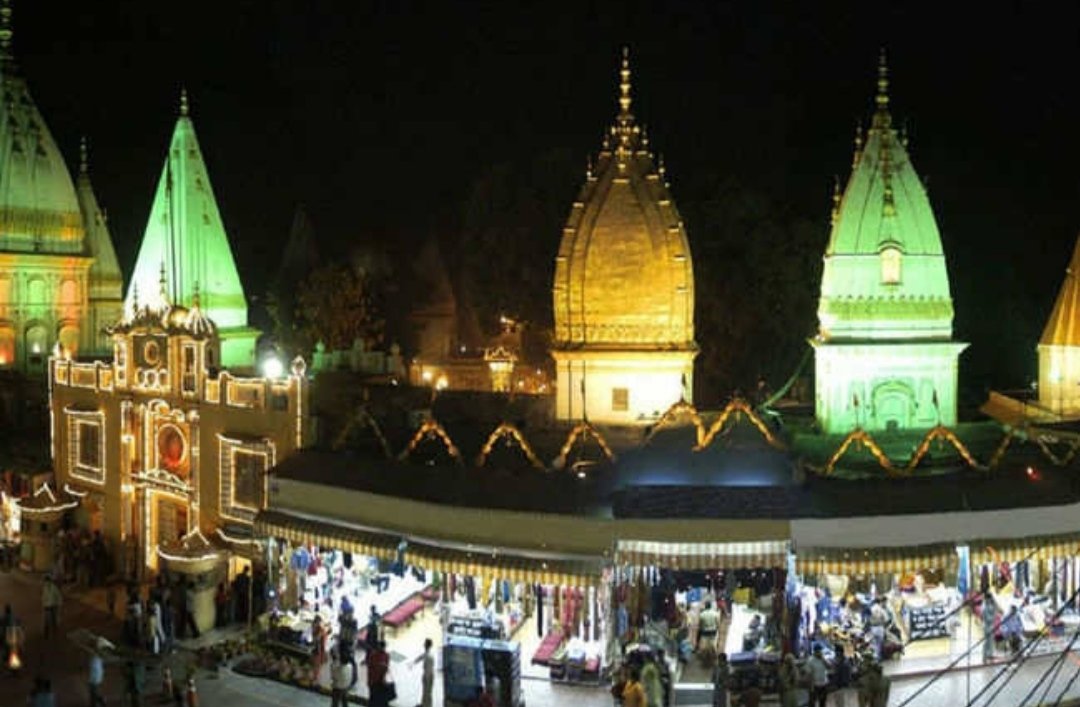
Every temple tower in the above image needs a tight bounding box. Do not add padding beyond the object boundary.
[1038,233,1080,414]
[76,138,124,355]
[125,90,258,368]
[551,49,696,425]
[0,0,122,372]
[812,53,967,433]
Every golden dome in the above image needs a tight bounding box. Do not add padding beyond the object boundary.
[552,49,694,350]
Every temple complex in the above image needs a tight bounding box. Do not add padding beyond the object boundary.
[812,53,966,433]
[124,91,258,369]
[48,281,308,592]
[551,49,696,424]
[0,2,122,373]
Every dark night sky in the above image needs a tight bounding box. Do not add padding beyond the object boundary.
[13,0,1080,389]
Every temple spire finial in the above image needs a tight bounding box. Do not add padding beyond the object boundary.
[191,281,201,309]
[618,46,632,120]
[876,47,889,111]
[0,0,14,66]
[830,176,842,227]
[158,261,170,306]
[79,136,89,175]
[872,48,893,129]
[179,86,189,117]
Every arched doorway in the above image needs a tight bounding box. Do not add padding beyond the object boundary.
[24,323,48,375]
[872,381,916,431]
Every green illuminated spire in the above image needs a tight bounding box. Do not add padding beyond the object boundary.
[818,49,954,340]
[75,135,124,352]
[812,53,966,433]
[124,89,256,366]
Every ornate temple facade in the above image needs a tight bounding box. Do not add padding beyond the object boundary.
[551,50,696,424]
[48,284,308,578]
[812,54,967,434]
[124,92,258,369]
[0,5,122,374]
[1038,232,1080,415]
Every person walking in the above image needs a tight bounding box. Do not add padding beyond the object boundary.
[364,640,391,707]
[41,574,62,639]
[181,582,200,639]
[778,653,800,707]
[123,659,146,707]
[28,676,56,707]
[712,653,732,707]
[806,646,830,707]
[88,637,108,707]
[414,637,435,707]
[622,666,647,707]
[981,592,997,662]
[699,602,720,655]
[641,656,663,707]
[5,608,23,674]
[329,647,355,707]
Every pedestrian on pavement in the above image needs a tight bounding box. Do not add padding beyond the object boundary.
[856,662,890,707]
[5,608,23,673]
[41,574,62,639]
[981,591,997,662]
[735,674,763,707]
[329,646,356,707]
[106,584,117,618]
[414,637,435,707]
[88,636,109,707]
[182,582,200,639]
[641,655,663,707]
[214,583,228,628]
[806,646,830,707]
[778,653,800,707]
[712,652,732,707]
[123,659,146,707]
[28,676,56,707]
[232,567,251,625]
[622,666,647,707]
[1,603,12,665]
[364,639,391,707]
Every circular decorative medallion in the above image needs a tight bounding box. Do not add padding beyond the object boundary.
[157,424,188,476]
[143,340,160,366]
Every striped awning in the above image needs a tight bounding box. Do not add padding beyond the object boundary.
[616,540,789,570]
[795,543,956,576]
[255,510,603,587]
[405,546,601,588]
[971,533,1080,566]
[255,510,399,561]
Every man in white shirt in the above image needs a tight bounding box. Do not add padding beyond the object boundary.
[41,575,62,638]
[330,647,356,707]
[807,646,830,707]
[88,637,108,707]
[698,602,720,654]
[414,637,435,707]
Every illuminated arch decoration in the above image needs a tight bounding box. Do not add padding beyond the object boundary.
[398,419,463,465]
[552,422,616,471]
[332,408,392,459]
[645,399,705,447]
[905,425,979,473]
[820,428,896,477]
[696,398,781,451]
[477,422,545,470]
[986,433,1014,469]
[1032,435,1080,467]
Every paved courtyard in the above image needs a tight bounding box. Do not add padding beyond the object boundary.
[2,565,1080,706]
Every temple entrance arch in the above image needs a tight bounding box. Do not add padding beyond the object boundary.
[872,381,916,430]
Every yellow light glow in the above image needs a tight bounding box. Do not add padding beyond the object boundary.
[435,375,448,391]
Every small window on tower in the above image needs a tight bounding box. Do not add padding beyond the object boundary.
[611,387,629,412]
[881,247,902,285]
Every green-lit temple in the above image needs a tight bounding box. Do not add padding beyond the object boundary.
[0,2,122,373]
[812,54,967,434]
[124,91,258,368]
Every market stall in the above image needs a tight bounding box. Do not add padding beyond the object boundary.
[613,539,790,691]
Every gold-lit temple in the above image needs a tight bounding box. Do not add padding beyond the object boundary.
[551,49,696,424]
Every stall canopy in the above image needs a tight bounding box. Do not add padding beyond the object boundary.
[970,533,1080,566]
[256,509,604,587]
[255,509,399,561]
[616,540,789,570]
[795,542,956,577]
